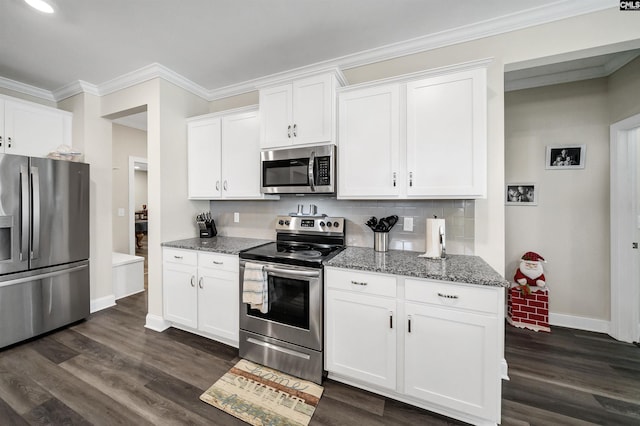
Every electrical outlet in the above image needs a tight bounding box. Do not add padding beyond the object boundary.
[403,217,413,232]
[234,212,240,223]
[118,208,125,217]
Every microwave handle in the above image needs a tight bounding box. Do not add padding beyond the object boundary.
[308,150,316,192]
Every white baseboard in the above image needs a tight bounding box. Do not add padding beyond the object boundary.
[90,295,116,313]
[145,314,171,332]
[501,358,509,381]
[549,312,610,334]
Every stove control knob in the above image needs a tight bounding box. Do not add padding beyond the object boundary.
[278,220,284,225]
[326,222,332,228]
[285,220,290,226]
[333,221,340,228]
[319,221,325,227]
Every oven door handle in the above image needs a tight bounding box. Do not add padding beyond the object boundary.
[308,150,316,192]
[263,265,320,279]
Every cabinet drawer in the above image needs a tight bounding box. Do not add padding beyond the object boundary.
[163,248,197,265]
[198,252,239,272]
[405,279,499,314]
[326,268,396,298]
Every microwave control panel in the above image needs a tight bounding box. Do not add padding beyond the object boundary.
[315,156,331,185]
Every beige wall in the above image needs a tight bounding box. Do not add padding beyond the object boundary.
[135,171,148,211]
[608,56,640,123]
[505,79,611,321]
[111,123,147,254]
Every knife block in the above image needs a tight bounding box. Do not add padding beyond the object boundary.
[199,220,217,238]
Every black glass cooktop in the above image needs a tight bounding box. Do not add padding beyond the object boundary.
[239,241,344,268]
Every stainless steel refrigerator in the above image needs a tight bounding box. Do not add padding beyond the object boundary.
[0,154,90,348]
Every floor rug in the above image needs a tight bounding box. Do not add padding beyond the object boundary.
[200,359,324,426]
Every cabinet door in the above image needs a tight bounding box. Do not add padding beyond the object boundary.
[3,99,72,157]
[404,302,499,422]
[259,84,293,148]
[221,110,262,198]
[292,74,334,145]
[197,267,239,346]
[188,117,222,199]
[406,68,487,198]
[338,84,401,198]
[326,289,396,390]
[163,262,198,328]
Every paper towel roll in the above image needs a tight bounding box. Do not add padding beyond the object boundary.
[422,218,445,259]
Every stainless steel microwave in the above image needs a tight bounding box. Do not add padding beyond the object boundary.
[260,144,335,194]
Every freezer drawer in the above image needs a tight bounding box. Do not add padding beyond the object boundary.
[0,261,89,348]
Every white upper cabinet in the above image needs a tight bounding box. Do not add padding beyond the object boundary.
[406,68,486,198]
[337,64,487,199]
[260,72,340,148]
[0,95,72,158]
[188,116,222,199]
[187,107,270,200]
[338,84,401,198]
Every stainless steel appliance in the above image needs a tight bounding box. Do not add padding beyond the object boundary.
[239,211,345,384]
[260,144,335,194]
[0,154,90,349]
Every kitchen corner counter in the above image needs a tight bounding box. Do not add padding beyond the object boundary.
[325,247,508,287]
[162,236,272,255]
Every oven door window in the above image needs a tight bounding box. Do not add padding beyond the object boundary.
[263,158,310,187]
[247,274,310,330]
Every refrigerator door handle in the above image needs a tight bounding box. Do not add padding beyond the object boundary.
[19,164,29,262]
[31,166,40,260]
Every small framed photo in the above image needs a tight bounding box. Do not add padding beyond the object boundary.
[546,145,586,169]
[506,183,537,205]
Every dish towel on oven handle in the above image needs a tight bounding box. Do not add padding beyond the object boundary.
[242,262,269,314]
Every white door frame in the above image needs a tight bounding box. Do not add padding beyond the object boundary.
[129,156,148,255]
[610,113,640,343]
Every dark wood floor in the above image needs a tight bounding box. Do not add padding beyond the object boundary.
[1,292,639,425]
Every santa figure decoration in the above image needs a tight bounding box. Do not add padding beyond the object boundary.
[513,251,546,295]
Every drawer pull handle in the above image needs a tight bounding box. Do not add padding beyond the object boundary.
[408,315,412,333]
[350,280,367,286]
[389,311,393,329]
[174,255,183,259]
[437,292,459,299]
[212,261,224,265]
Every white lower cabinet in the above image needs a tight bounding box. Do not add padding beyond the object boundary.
[163,248,239,347]
[325,267,504,426]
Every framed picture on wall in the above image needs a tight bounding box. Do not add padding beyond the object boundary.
[546,144,586,169]
[506,183,537,205]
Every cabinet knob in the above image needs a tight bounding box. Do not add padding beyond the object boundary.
[287,125,292,138]
[7,137,11,148]
[293,123,297,137]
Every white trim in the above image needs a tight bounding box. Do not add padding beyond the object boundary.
[145,314,171,332]
[501,359,509,381]
[0,75,56,102]
[0,0,614,103]
[549,312,610,334]
[129,156,148,255]
[610,114,640,343]
[90,294,117,313]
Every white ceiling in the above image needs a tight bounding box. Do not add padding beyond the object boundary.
[0,0,618,102]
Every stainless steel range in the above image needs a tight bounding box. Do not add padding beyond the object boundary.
[239,212,345,384]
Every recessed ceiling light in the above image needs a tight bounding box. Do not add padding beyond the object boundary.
[24,0,54,14]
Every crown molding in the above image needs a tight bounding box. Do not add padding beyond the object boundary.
[0,0,617,103]
[505,50,640,91]
[0,75,55,102]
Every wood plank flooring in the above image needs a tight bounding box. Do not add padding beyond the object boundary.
[1,291,639,425]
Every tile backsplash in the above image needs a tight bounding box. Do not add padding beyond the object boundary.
[209,197,475,255]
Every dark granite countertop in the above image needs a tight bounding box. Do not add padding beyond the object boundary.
[162,237,272,255]
[325,247,508,287]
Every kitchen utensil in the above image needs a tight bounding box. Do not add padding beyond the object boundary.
[374,231,389,252]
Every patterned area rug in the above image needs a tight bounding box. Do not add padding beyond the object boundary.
[200,359,324,426]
